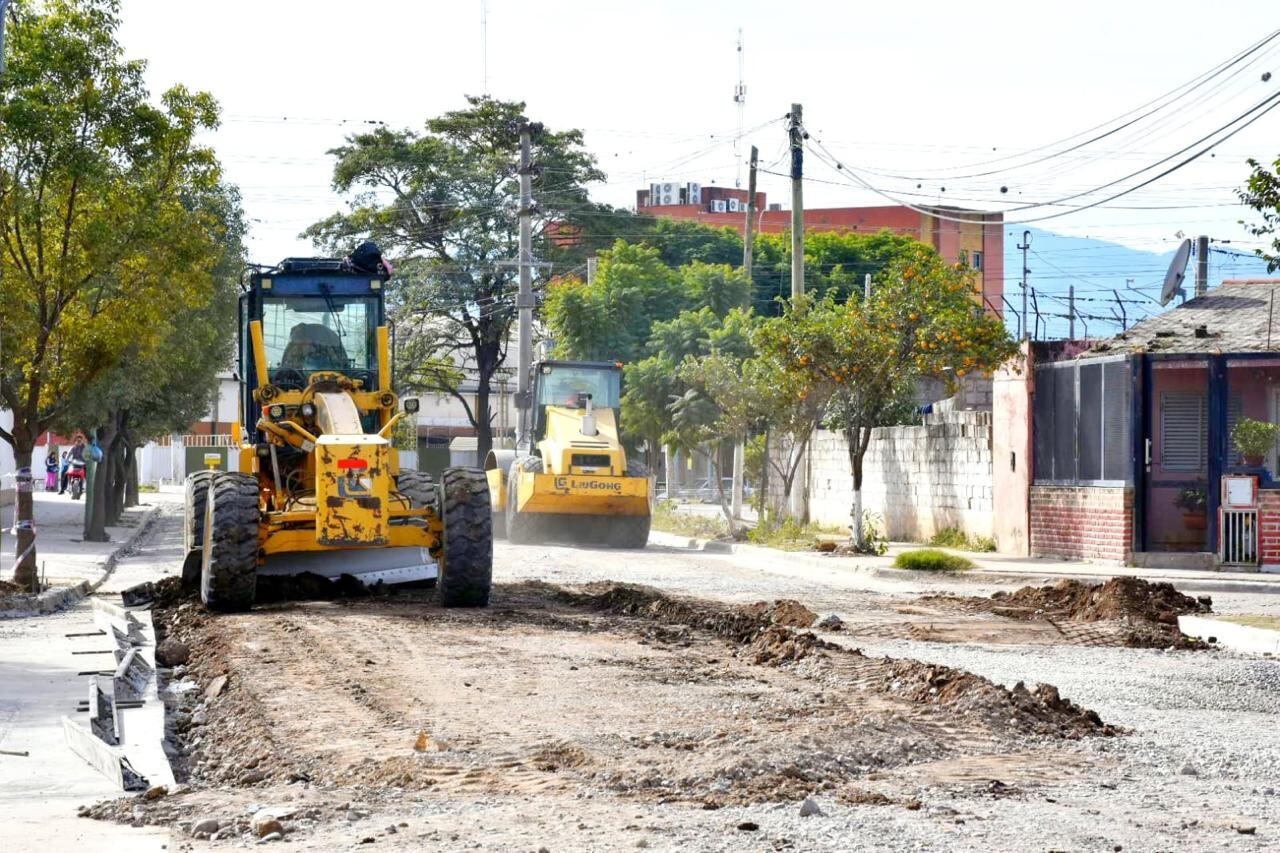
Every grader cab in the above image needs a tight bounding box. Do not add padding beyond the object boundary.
[183,246,492,612]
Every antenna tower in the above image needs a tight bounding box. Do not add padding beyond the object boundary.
[734,28,746,187]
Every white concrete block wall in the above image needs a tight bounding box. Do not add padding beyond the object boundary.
[786,410,994,541]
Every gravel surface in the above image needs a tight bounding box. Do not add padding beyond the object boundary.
[66,520,1280,851]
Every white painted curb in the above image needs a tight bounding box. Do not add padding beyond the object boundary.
[1178,615,1280,656]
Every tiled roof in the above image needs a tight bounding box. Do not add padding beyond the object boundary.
[1084,281,1280,356]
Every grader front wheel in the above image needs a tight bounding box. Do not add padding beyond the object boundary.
[200,472,260,613]
[438,467,493,608]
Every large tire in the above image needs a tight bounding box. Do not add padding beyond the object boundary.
[438,467,493,608]
[200,473,260,613]
[506,456,543,545]
[184,470,217,553]
[395,469,436,513]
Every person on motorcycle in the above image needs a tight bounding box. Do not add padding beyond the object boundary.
[64,436,87,498]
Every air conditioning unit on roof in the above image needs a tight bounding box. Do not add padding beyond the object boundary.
[712,200,727,213]
[686,183,702,204]
[727,198,740,213]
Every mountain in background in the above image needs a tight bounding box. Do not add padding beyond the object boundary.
[1001,227,1270,340]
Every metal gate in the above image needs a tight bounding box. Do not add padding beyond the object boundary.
[1219,508,1258,565]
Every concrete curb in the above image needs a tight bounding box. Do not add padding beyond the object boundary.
[0,504,162,620]
[647,529,1280,595]
[1178,614,1280,656]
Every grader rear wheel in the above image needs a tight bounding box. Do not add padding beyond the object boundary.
[200,472,260,613]
[438,467,493,608]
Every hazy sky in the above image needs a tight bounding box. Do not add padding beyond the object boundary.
[116,0,1280,269]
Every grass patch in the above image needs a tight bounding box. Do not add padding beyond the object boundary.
[1219,614,1280,630]
[138,484,159,493]
[747,518,845,551]
[893,548,975,573]
[651,501,732,540]
[928,526,996,552]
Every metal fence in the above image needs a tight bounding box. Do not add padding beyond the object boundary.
[1220,508,1259,565]
[1033,356,1133,485]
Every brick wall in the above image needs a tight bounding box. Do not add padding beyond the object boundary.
[1029,485,1133,562]
[798,411,994,540]
[1259,489,1280,570]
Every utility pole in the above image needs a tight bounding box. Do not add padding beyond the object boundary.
[1195,234,1209,298]
[1113,290,1127,331]
[731,146,758,522]
[787,104,808,521]
[1068,285,1076,340]
[864,273,872,307]
[1017,230,1031,341]
[788,104,805,300]
[514,122,536,450]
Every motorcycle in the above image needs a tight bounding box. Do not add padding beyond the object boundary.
[66,459,87,500]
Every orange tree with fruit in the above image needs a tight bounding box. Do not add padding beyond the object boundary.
[756,243,1019,549]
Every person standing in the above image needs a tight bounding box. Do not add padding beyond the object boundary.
[58,450,70,494]
[44,449,59,491]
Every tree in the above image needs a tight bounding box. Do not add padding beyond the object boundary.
[753,229,923,314]
[0,0,227,586]
[543,240,684,363]
[62,183,245,540]
[643,219,743,269]
[759,245,1019,548]
[1240,155,1280,272]
[303,97,605,459]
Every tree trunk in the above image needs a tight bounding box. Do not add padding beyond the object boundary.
[663,444,674,499]
[757,429,770,523]
[474,374,493,462]
[709,444,735,532]
[106,434,126,526]
[85,419,120,542]
[845,426,872,549]
[11,430,39,591]
[124,437,139,509]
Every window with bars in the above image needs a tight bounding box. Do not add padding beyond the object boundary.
[1159,392,1206,472]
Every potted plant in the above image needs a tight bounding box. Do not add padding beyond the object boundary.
[1175,487,1207,530]
[1232,417,1280,467]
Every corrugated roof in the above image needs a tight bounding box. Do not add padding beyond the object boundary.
[1083,280,1280,356]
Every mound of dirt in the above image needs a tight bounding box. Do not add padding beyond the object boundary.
[563,582,1115,738]
[992,577,1209,625]
[742,599,818,628]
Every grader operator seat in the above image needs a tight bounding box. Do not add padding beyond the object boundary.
[279,322,350,374]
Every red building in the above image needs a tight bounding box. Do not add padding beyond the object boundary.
[637,184,1004,316]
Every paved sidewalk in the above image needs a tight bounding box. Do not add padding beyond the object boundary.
[2,488,180,615]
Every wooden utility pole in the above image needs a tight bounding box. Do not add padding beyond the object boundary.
[787,104,808,521]
[731,146,758,522]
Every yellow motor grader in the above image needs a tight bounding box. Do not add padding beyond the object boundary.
[183,246,492,612]
[485,360,651,548]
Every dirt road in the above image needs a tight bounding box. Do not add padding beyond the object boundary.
[81,511,1280,851]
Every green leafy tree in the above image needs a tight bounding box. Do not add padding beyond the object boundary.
[753,229,923,314]
[759,245,1019,548]
[62,184,245,540]
[1240,155,1280,272]
[544,240,683,363]
[303,97,605,458]
[0,0,228,583]
[643,219,743,268]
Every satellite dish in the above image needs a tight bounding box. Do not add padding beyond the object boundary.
[1160,239,1192,306]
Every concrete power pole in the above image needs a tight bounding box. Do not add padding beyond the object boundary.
[787,104,808,522]
[1195,234,1210,298]
[1068,285,1076,340]
[514,123,536,450]
[1017,230,1031,340]
[731,146,758,522]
